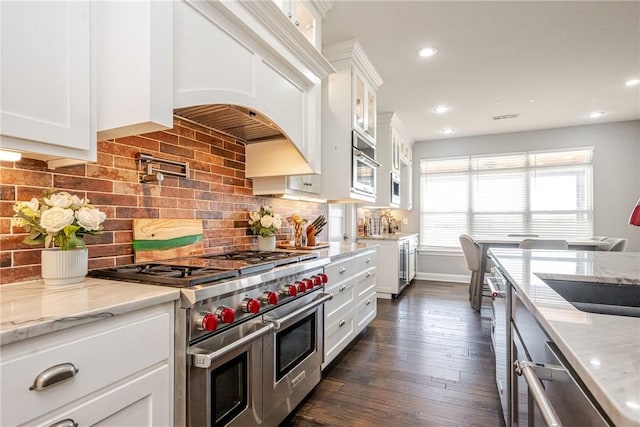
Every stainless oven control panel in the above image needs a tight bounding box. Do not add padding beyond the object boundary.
[187,267,326,343]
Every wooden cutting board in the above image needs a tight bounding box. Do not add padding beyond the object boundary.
[132,219,204,262]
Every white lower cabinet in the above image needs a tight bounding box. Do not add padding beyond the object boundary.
[323,248,377,368]
[0,302,174,427]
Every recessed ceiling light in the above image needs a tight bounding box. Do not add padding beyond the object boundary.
[586,111,606,119]
[432,105,450,114]
[528,99,535,103]
[419,47,438,58]
[625,78,640,87]
[440,127,456,135]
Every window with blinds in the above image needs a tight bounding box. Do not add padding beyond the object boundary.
[419,148,593,248]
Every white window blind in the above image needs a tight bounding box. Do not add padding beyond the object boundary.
[419,148,593,248]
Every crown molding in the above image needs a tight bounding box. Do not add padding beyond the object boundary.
[322,39,384,89]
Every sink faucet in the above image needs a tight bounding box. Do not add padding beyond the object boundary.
[379,213,391,234]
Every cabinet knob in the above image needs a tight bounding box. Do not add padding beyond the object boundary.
[339,319,346,327]
[339,267,346,274]
[339,284,346,292]
[365,258,370,263]
[29,363,79,391]
[365,299,372,306]
[366,272,371,278]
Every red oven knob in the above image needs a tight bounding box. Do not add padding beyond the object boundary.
[311,276,322,287]
[296,281,307,294]
[242,298,260,314]
[280,284,297,297]
[197,312,218,331]
[261,291,279,305]
[303,278,314,291]
[216,306,235,324]
[319,273,328,284]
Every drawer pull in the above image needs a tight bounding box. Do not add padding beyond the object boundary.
[339,285,346,292]
[366,272,371,278]
[29,363,79,391]
[365,299,372,306]
[365,258,371,264]
[49,420,78,427]
[339,267,347,274]
[339,319,346,327]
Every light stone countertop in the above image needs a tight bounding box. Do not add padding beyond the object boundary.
[489,248,640,427]
[0,278,180,346]
[313,241,379,261]
[357,232,419,241]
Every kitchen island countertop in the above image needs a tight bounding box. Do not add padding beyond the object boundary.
[0,278,180,346]
[489,248,640,427]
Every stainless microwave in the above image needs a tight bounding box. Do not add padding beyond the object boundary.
[352,130,379,197]
[391,172,400,206]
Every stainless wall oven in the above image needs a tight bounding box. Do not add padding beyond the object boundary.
[352,130,379,197]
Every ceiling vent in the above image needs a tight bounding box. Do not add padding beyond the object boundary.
[493,113,520,120]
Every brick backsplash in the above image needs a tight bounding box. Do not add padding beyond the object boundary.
[0,119,327,285]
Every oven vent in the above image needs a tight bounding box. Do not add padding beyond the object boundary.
[493,113,520,120]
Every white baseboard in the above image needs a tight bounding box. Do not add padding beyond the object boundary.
[414,272,470,283]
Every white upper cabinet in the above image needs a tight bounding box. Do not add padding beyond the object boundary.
[0,0,174,168]
[0,1,95,167]
[96,1,174,141]
[321,39,383,203]
[375,112,413,209]
[174,0,334,177]
[272,0,331,49]
[353,71,377,144]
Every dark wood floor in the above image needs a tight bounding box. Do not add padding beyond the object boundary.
[282,280,506,427]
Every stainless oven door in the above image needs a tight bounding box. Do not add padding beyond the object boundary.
[262,292,332,426]
[188,321,273,427]
[352,148,379,196]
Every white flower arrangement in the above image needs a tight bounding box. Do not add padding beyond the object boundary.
[248,206,282,237]
[12,189,107,250]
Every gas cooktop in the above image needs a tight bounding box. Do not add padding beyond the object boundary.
[89,250,318,288]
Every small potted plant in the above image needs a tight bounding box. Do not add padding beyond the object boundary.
[248,206,282,250]
[12,189,107,285]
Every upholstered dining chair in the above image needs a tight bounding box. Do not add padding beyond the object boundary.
[518,239,569,250]
[599,237,628,252]
[459,234,494,309]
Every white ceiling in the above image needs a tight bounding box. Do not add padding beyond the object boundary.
[321,1,640,143]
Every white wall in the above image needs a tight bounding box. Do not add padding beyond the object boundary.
[405,120,640,281]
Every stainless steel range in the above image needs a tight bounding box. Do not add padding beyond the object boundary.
[90,250,332,427]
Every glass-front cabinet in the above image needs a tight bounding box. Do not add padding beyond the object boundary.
[353,71,377,143]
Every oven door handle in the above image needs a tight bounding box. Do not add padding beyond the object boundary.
[263,293,333,330]
[190,323,274,369]
[486,277,505,298]
[353,148,381,167]
[514,360,564,427]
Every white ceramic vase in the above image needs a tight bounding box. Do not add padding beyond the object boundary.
[41,248,88,286]
[257,235,276,251]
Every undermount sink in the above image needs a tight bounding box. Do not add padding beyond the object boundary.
[542,279,640,318]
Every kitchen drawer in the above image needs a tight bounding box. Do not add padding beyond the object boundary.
[356,250,377,271]
[356,290,377,333]
[323,309,355,368]
[30,364,170,427]
[325,257,357,283]
[356,269,376,298]
[325,278,356,319]
[1,304,172,426]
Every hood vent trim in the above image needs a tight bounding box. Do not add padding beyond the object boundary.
[174,104,288,143]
